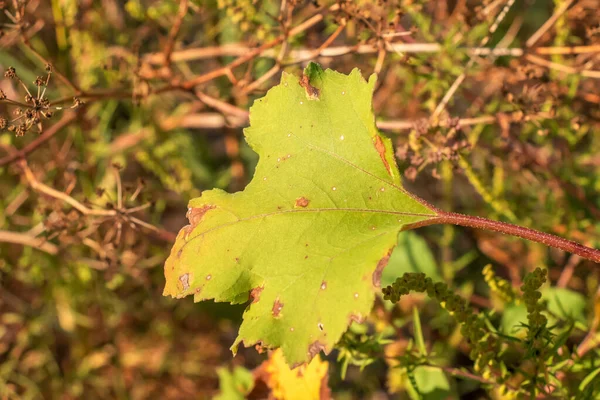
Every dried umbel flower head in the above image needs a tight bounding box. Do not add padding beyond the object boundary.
[0,64,66,136]
[34,76,46,87]
[4,66,16,79]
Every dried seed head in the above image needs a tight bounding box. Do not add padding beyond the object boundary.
[0,89,5,100]
[45,63,53,73]
[0,117,7,129]
[25,94,33,103]
[4,67,16,79]
[15,123,26,136]
[34,76,45,86]
[72,97,83,108]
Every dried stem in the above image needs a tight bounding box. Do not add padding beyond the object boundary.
[526,0,575,47]
[163,0,189,67]
[0,229,59,255]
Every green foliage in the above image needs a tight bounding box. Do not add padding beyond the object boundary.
[164,63,437,366]
[384,272,501,375]
[215,366,254,400]
[383,266,600,398]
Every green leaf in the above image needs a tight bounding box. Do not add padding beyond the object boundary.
[163,63,437,366]
[501,302,528,336]
[501,287,587,336]
[542,287,587,324]
[382,231,440,287]
[215,366,254,400]
[407,366,456,400]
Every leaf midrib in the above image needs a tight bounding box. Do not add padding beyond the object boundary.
[182,207,435,252]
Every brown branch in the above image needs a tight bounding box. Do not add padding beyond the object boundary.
[525,54,600,79]
[177,4,338,90]
[282,23,347,66]
[163,0,189,67]
[0,112,77,167]
[20,161,117,217]
[18,161,177,242]
[0,229,59,255]
[143,43,600,65]
[193,91,249,120]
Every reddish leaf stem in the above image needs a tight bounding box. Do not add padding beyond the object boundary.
[408,210,600,264]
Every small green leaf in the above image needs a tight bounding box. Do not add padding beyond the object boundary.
[579,367,600,392]
[164,63,437,366]
[408,366,456,400]
[382,231,440,287]
[543,287,587,324]
[215,366,254,400]
[501,302,528,336]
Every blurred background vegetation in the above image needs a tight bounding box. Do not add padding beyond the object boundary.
[0,0,599,398]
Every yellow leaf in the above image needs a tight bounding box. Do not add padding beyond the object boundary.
[260,349,330,400]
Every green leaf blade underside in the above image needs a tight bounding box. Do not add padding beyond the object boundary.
[164,64,437,366]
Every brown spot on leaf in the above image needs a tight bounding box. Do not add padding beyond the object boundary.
[179,273,190,291]
[374,135,392,176]
[295,197,310,208]
[373,248,393,288]
[299,74,320,100]
[249,286,264,304]
[308,341,326,359]
[272,298,283,317]
[183,205,216,237]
